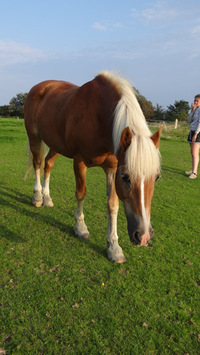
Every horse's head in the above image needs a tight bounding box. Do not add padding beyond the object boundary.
[115,126,162,246]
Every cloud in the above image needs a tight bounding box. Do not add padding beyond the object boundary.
[191,25,200,37]
[131,8,139,19]
[142,1,177,22]
[92,21,124,31]
[131,1,178,25]
[92,22,107,31]
[112,23,124,29]
[0,40,55,67]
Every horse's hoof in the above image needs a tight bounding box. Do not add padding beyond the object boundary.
[43,195,54,207]
[74,230,90,240]
[73,225,89,240]
[107,245,126,263]
[115,256,127,263]
[32,192,43,207]
[34,201,43,207]
[82,233,89,240]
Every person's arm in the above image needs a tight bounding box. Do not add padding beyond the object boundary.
[187,104,195,123]
[195,108,200,134]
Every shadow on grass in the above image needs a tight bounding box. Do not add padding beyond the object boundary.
[0,224,25,243]
[74,236,107,259]
[162,165,185,176]
[0,182,107,258]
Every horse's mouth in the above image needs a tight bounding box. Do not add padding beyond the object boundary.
[129,227,154,246]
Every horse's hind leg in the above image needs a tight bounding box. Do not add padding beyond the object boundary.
[30,138,45,207]
[42,149,59,206]
[73,159,89,239]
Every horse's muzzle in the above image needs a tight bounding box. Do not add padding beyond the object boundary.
[127,217,154,246]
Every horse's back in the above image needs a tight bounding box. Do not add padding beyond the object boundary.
[24,74,120,159]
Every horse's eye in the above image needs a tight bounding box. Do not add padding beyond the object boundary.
[122,173,131,184]
[155,173,161,182]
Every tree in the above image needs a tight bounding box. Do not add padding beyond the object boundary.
[165,100,190,121]
[134,88,155,121]
[9,92,28,118]
[153,104,165,121]
[0,105,10,117]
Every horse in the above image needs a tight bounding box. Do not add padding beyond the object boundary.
[24,71,162,263]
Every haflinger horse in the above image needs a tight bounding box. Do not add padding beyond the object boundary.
[24,71,162,263]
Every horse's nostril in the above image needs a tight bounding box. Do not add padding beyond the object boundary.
[135,231,140,243]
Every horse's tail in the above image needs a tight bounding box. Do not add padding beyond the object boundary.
[24,139,48,179]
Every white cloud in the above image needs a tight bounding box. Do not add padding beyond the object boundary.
[131,1,178,25]
[0,40,55,67]
[142,1,177,22]
[131,8,139,18]
[92,22,107,31]
[92,21,124,31]
[191,25,200,37]
[112,23,124,29]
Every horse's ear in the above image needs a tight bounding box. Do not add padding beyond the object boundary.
[120,127,133,151]
[151,125,163,148]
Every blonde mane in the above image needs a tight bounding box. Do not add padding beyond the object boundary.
[100,71,160,181]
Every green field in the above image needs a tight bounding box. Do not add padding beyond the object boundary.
[0,118,200,354]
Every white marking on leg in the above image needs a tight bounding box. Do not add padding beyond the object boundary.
[74,200,89,238]
[106,171,126,262]
[107,204,118,243]
[32,168,43,206]
[107,204,126,262]
[42,176,50,196]
[34,169,42,193]
[42,175,54,206]
[106,172,119,244]
[74,200,84,221]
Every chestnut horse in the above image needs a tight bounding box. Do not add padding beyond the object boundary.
[24,71,162,263]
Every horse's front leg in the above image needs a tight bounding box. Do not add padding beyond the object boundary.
[105,169,126,263]
[73,160,89,239]
[42,150,59,206]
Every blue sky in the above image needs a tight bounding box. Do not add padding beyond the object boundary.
[1,0,200,107]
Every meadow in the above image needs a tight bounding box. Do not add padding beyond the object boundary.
[0,118,200,354]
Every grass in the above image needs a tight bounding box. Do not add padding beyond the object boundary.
[0,118,200,354]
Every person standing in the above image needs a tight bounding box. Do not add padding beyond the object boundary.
[185,94,200,179]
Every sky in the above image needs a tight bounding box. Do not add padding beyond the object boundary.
[1,0,200,108]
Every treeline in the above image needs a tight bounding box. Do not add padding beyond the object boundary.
[0,90,191,121]
[0,93,28,118]
[135,89,190,122]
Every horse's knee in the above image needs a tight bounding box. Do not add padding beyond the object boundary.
[107,196,119,215]
[33,155,43,170]
[76,188,87,202]
[44,153,59,174]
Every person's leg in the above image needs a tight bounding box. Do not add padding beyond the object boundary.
[185,143,193,175]
[191,143,200,175]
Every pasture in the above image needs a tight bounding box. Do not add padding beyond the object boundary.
[0,118,200,354]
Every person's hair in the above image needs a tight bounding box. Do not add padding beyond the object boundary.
[195,94,200,99]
